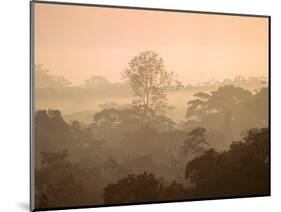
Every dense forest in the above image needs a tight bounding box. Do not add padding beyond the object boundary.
[34,51,269,209]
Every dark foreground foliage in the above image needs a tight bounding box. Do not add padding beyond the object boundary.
[185,128,269,198]
[102,128,269,204]
[103,172,186,204]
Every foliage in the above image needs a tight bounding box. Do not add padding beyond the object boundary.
[181,127,210,158]
[35,109,105,166]
[34,76,269,207]
[123,51,180,114]
[186,85,252,119]
[103,172,186,204]
[185,128,269,198]
[34,107,269,207]
[185,85,269,138]
[91,106,176,136]
[35,150,84,208]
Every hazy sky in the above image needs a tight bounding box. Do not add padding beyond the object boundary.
[34,3,269,85]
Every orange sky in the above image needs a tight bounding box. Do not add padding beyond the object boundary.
[34,3,269,85]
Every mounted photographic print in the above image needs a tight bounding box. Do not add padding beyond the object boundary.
[30,1,270,211]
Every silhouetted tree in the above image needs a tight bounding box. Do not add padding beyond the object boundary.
[185,128,269,198]
[241,87,269,127]
[185,85,268,138]
[103,172,186,204]
[35,150,84,208]
[91,106,175,137]
[35,109,106,167]
[123,51,180,114]
[181,127,210,159]
[103,172,162,204]
[186,85,252,120]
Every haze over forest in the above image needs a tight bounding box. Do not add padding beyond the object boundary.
[35,64,268,124]
[33,2,269,210]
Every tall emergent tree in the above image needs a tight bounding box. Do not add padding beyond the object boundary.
[123,51,180,113]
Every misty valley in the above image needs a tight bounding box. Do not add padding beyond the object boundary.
[34,51,269,209]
